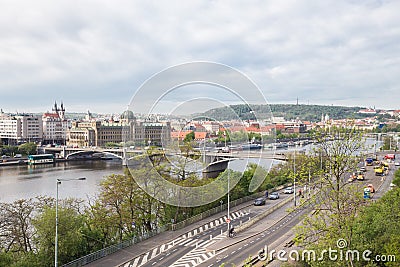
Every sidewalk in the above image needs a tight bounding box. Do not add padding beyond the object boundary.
[85,201,254,267]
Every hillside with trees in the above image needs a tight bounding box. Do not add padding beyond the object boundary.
[197,104,370,122]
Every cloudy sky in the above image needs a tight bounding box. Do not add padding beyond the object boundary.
[1,0,399,114]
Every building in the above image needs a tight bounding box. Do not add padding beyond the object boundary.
[131,121,171,146]
[42,102,68,145]
[67,121,125,147]
[0,112,43,145]
[67,110,171,148]
[171,131,208,141]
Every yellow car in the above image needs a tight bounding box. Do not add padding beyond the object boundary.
[356,171,365,180]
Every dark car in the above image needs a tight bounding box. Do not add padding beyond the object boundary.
[269,192,279,200]
[254,197,266,206]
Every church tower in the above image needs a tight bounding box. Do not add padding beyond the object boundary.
[59,102,66,120]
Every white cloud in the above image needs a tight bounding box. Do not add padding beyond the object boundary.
[0,0,399,113]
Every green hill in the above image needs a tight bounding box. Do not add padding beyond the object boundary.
[197,104,370,122]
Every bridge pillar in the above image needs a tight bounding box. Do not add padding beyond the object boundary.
[61,146,66,158]
[122,147,127,166]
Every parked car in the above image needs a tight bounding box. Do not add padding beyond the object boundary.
[253,197,266,206]
[395,162,400,166]
[14,154,22,158]
[269,192,279,200]
[284,187,294,194]
[359,166,366,172]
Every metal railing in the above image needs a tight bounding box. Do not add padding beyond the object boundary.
[63,184,290,267]
[169,193,264,231]
[62,225,169,267]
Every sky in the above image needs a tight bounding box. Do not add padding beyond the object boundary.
[0,0,399,115]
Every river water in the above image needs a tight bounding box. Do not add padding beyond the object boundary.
[0,138,382,203]
[0,160,124,203]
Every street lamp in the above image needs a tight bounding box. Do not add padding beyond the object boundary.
[293,150,296,207]
[227,166,231,236]
[55,177,86,267]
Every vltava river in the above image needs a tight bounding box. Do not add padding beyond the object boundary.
[0,160,124,203]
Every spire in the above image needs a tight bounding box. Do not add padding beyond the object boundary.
[53,101,58,113]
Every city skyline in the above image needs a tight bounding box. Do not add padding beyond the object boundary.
[1,1,400,113]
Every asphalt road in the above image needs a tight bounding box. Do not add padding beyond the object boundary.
[205,158,398,267]
[121,190,294,267]
[200,202,311,267]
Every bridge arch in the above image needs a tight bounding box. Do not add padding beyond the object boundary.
[66,150,123,160]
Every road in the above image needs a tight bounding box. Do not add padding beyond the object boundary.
[118,190,294,267]
[140,158,397,267]
[200,201,310,267]
[92,153,398,267]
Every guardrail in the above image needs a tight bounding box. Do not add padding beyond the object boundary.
[170,184,292,232]
[170,193,264,231]
[63,184,291,267]
[62,225,169,267]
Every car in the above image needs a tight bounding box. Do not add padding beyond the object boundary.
[14,154,22,158]
[395,162,400,166]
[359,166,366,172]
[284,187,294,194]
[356,171,365,180]
[269,192,279,200]
[253,197,266,206]
[367,184,375,193]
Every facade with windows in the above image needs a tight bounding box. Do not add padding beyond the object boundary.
[42,102,68,145]
[67,112,171,148]
[0,112,43,145]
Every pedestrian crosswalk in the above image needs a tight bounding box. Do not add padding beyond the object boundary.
[180,210,246,239]
[121,211,246,267]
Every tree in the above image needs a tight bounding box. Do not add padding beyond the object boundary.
[381,135,395,151]
[295,128,365,266]
[393,168,400,187]
[18,142,37,155]
[86,170,166,244]
[351,188,400,267]
[32,200,86,266]
[104,142,120,148]
[0,199,37,253]
[183,131,195,143]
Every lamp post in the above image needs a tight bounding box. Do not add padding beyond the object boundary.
[55,177,86,267]
[293,150,296,207]
[227,166,230,236]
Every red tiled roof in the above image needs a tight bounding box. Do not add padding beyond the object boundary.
[171,131,208,140]
[43,113,60,118]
